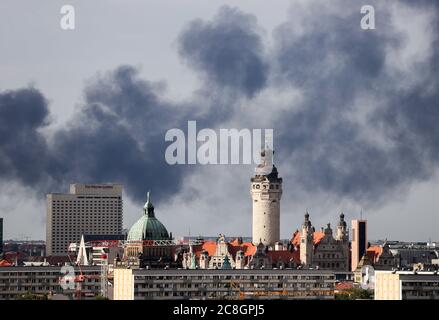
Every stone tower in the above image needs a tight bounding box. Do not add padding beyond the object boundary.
[300,212,314,267]
[336,213,350,270]
[336,213,349,242]
[251,148,282,246]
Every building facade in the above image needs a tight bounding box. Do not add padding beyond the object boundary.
[113,268,335,300]
[375,270,439,300]
[69,234,125,266]
[291,213,350,272]
[46,183,123,255]
[366,242,397,270]
[181,235,300,270]
[387,242,439,268]
[0,266,102,300]
[351,219,367,272]
[251,148,282,246]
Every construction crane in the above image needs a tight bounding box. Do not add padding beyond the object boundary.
[59,253,109,300]
[73,256,110,300]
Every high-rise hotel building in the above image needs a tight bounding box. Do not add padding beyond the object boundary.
[46,184,123,255]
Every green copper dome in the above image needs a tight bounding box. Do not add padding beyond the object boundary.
[127,192,170,241]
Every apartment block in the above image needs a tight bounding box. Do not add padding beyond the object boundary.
[113,268,336,300]
[0,266,102,300]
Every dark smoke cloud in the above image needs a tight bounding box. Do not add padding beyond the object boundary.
[178,6,268,99]
[1,2,439,210]
[51,66,192,203]
[270,0,439,204]
[0,68,191,203]
[0,88,51,187]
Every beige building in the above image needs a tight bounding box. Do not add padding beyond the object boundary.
[375,270,439,300]
[251,148,282,246]
[46,183,123,255]
[351,219,367,272]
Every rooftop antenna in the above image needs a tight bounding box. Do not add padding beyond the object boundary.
[360,208,363,220]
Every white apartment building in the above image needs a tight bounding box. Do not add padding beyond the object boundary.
[46,184,123,255]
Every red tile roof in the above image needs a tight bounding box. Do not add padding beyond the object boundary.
[229,242,257,257]
[201,241,217,256]
[267,250,300,264]
[291,231,325,247]
[366,245,383,263]
[335,281,354,291]
[0,260,13,267]
[191,240,257,258]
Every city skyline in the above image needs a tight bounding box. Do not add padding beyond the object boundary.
[1,0,439,242]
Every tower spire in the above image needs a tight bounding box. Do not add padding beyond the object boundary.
[144,190,154,217]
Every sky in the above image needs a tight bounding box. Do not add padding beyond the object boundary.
[0,0,438,242]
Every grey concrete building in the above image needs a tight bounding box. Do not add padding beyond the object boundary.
[113,268,335,300]
[0,265,102,300]
[46,184,123,255]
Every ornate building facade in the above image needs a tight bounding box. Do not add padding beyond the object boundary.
[181,235,300,270]
[122,192,175,269]
[291,213,350,272]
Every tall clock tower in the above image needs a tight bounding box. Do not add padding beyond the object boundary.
[250,148,282,246]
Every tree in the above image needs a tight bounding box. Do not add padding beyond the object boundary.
[335,288,373,300]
